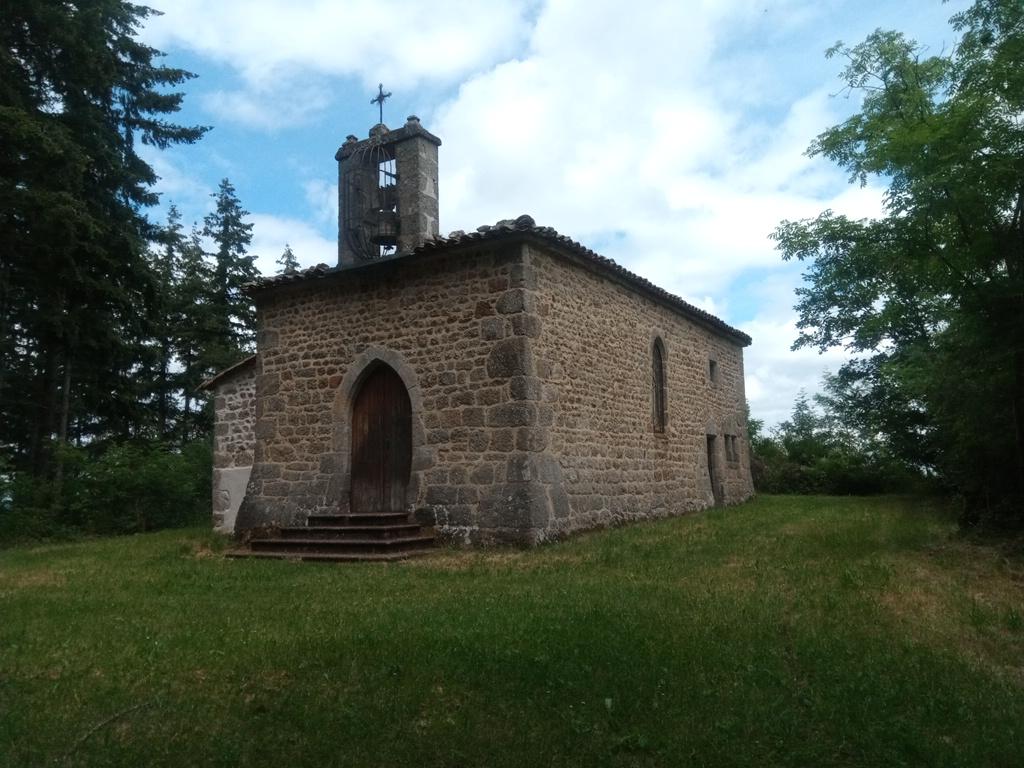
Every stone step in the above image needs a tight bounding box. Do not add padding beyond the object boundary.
[307,512,409,527]
[226,548,435,563]
[281,524,425,539]
[250,534,435,555]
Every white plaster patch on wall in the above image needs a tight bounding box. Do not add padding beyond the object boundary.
[213,466,253,534]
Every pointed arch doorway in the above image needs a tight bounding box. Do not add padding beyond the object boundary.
[349,363,412,514]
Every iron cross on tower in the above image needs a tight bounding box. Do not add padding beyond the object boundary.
[371,84,391,124]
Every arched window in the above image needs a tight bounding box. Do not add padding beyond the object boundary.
[652,338,667,433]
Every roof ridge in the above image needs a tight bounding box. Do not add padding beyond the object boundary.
[247,216,752,346]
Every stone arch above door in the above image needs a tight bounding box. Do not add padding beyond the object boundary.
[331,347,432,513]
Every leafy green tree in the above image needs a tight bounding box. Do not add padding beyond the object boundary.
[778,391,829,467]
[772,0,1023,523]
[277,243,300,273]
[814,361,939,475]
[751,387,919,496]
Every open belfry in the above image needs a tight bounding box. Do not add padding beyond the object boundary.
[337,115,440,265]
[202,97,754,560]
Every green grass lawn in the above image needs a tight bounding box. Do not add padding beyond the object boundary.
[1,496,1022,767]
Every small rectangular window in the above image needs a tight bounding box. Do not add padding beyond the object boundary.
[724,434,739,462]
[708,359,718,385]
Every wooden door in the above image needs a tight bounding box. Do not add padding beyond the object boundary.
[349,364,412,513]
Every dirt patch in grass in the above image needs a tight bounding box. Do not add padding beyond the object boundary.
[0,568,68,591]
[707,556,766,595]
[404,549,515,571]
[406,549,589,573]
[878,543,1024,686]
[180,533,230,560]
[186,541,222,560]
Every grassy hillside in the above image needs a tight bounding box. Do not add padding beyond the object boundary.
[1,496,1021,767]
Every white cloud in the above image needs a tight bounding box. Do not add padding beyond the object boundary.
[141,0,965,425]
[249,214,336,275]
[741,308,856,428]
[431,0,888,313]
[421,0,905,428]
[200,74,332,131]
[142,0,533,94]
[142,1,536,129]
[303,178,338,228]
[141,146,214,219]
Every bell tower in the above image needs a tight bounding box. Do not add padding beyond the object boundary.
[335,111,441,267]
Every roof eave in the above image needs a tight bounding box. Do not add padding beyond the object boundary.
[197,354,258,392]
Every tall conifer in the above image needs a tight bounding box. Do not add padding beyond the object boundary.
[277,244,300,273]
[202,178,258,373]
[0,1,207,477]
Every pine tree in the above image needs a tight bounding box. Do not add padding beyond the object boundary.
[143,205,186,438]
[277,243,300,273]
[138,186,259,445]
[202,178,258,373]
[174,224,218,441]
[0,1,207,478]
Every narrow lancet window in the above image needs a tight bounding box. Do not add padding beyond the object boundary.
[652,338,667,433]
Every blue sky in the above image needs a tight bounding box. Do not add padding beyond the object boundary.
[138,0,970,426]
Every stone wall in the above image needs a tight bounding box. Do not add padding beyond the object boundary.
[392,122,440,256]
[526,244,753,537]
[235,242,548,543]
[211,362,257,533]
[232,235,752,544]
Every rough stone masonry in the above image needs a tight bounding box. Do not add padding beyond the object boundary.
[202,118,753,545]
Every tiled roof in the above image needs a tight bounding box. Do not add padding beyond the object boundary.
[248,215,752,346]
[197,354,257,392]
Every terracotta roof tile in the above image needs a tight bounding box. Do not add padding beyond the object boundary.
[247,215,752,346]
[197,354,257,392]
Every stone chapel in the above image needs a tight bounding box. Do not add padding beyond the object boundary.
[202,114,754,559]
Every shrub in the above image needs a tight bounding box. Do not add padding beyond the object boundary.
[751,392,924,496]
[0,439,211,544]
